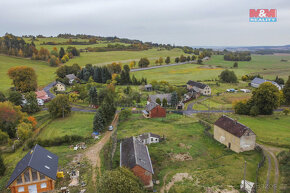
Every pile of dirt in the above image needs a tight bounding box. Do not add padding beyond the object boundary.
[162,173,193,193]
[170,152,193,161]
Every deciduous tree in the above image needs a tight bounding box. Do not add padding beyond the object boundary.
[47,95,71,118]
[8,66,37,92]
[165,56,170,64]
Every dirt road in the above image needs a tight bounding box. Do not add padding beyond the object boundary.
[84,114,119,184]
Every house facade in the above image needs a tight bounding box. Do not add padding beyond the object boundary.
[120,137,154,187]
[137,133,161,145]
[55,82,66,92]
[214,115,256,153]
[186,80,211,96]
[142,102,166,118]
[7,145,58,193]
[251,77,281,90]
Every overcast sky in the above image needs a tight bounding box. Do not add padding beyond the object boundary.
[1,0,290,46]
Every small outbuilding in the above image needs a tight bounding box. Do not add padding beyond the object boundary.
[214,115,256,153]
[143,102,166,118]
[137,133,161,145]
[65,74,77,84]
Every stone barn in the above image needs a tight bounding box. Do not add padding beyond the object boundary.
[214,115,256,153]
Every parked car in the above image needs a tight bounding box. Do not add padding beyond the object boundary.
[240,89,251,93]
[226,89,236,93]
[108,125,114,131]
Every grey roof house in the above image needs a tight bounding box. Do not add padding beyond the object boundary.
[250,77,281,90]
[65,74,77,84]
[120,137,154,187]
[148,93,172,105]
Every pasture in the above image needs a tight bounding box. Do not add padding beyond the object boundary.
[0,55,56,92]
[115,114,263,192]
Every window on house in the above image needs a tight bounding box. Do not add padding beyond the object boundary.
[39,173,46,180]
[24,170,30,183]
[151,138,153,142]
[31,169,38,181]
[18,187,25,192]
[16,176,23,184]
[41,183,47,189]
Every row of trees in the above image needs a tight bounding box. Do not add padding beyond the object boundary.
[224,51,251,61]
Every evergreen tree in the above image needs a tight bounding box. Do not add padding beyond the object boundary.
[175,57,179,63]
[93,109,105,132]
[191,55,196,61]
[8,91,23,106]
[170,91,178,107]
[156,98,161,105]
[0,92,6,102]
[165,56,170,64]
[162,98,167,107]
[89,87,98,106]
[283,76,290,105]
[59,47,65,59]
[219,69,238,83]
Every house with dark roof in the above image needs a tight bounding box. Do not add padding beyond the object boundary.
[137,133,161,145]
[148,94,172,106]
[7,144,58,193]
[142,102,166,118]
[250,77,281,90]
[120,137,154,187]
[186,80,211,95]
[65,74,77,84]
[214,115,256,153]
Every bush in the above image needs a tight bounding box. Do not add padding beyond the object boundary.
[283,108,289,115]
[219,69,238,83]
[119,110,132,122]
[0,153,5,176]
[0,130,9,145]
[36,135,84,147]
[49,55,60,67]
[250,105,259,116]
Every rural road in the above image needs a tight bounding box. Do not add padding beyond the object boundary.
[84,113,119,184]
[258,144,280,193]
[186,96,211,111]
[43,81,56,99]
[130,61,190,72]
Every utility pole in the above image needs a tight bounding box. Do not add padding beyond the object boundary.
[243,161,247,191]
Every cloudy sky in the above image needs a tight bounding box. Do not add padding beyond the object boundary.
[1,0,290,46]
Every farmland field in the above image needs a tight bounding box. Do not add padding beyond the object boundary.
[0,55,56,92]
[37,112,95,139]
[114,114,263,192]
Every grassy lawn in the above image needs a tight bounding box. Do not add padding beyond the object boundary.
[0,55,57,92]
[115,114,263,192]
[235,114,290,147]
[37,112,95,139]
[132,63,247,85]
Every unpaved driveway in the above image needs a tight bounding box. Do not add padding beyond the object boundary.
[83,114,119,184]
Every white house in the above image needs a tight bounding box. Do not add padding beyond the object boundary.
[187,80,211,96]
[65,74,77,84]
[136,133,161,145]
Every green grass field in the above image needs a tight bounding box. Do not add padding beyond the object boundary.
[132,63,247,85]
[205,54,290,79]
[115,114,263,192]
[0,55,57,92]
[37,112,95,139]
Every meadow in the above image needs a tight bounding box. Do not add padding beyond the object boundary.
[37,112,95,140]
[115,114,264,192]
[0,55,56,92]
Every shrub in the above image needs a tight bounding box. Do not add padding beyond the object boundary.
[119,110,132,122]
[0,130,9,145]
[219,69,238,83]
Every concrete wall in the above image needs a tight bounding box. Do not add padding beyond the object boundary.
[214,125,241,153]
[240,135,256,152]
